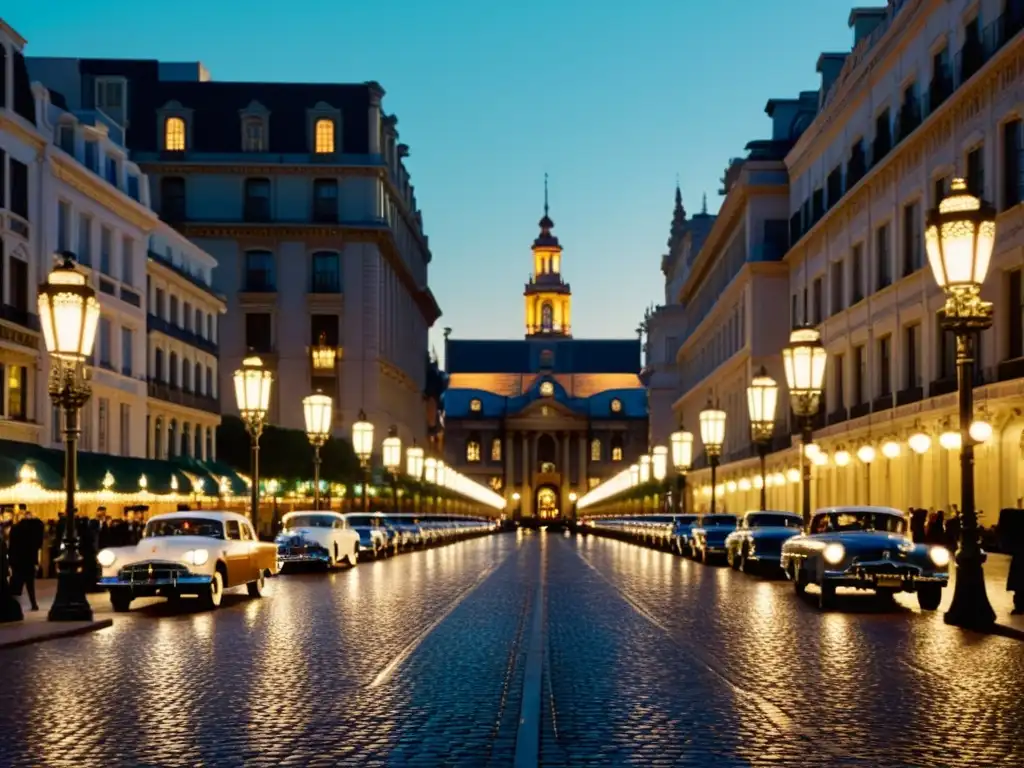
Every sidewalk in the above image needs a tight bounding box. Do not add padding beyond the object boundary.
[0,581,113,650]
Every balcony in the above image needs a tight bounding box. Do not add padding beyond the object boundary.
[242,272,276,293]
[929,377,957,397]
[895,102,922,142]
[827,407,848,426]
[120,287,142,308]
[146,250,223,301]
[872,393,894,412]
[896,386,924,406]
[310,272,341,293]
[243,198,270,223]
[956,41,985,85]
[985,1,1024,54]
[312,201,339,223]
[147,379,220,415]
[927,74,953,114]
[0,304,40,332]
[849,402,870,419]
[147,314,218,356]
[997,356,1024,382]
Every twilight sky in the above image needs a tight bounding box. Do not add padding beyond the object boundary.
[11,0,855,359]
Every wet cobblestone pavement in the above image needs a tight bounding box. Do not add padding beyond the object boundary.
[2,530,1024,766]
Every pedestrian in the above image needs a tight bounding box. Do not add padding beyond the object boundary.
[945,510,962,552]
[926,510,945,545]
[911,508,927,543]
[997,508,1024,615]
[8,505,44,612]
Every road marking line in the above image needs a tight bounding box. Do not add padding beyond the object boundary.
[514,558,545,768]
[572,544,847,760]
[368,560,502,689]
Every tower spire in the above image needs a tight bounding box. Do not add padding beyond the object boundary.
[701,192,708,215]
[544,172,549,218]
[668,179,687,249]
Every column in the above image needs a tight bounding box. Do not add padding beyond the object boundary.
[367,82,384,155]
[561,432,571,513]
[521,432,530,518]
[578,433,587,491]
[505,431,515,500]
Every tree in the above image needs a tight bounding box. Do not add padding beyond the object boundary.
[216,416,361,482]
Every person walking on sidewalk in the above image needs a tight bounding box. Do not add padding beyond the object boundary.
[9,505,44,612]
[997,508,1024,615]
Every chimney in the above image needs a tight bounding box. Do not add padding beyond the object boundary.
[848,8,889,47]
[816,53,848,106]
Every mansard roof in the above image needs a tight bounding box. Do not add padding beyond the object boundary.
[444,374,647,420]
[445,338,641,375]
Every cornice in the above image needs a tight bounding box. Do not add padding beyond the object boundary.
[137,161,380,177]
[50,156,159,232]
[378,359,420,395]
[679,187,748,303]
[146,259,227,312]
[0,113,46,151]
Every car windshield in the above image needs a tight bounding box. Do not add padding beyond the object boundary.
[748,514,802,529]
[144,517,224,539]
[346,515,378,528]
[283,514,335,529]
[701,515,737,526]
[814,511,907,534]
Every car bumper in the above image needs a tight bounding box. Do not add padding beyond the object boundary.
[277,550,331,564]
[823,568,948,590]
[100,574,212,593]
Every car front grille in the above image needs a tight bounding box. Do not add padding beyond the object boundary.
[119,562,190,581]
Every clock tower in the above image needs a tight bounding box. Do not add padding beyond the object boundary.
[524,175,572,338]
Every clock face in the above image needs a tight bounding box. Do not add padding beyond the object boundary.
[610,398,622,413]
[540,381,554,397]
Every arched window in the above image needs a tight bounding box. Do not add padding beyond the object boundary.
[164,117,186,151]
[154,417,163,460]
[168,419,178,458]
[490,438,502,462]
[194,363,202,394]
[169,352,179,388]
[590,438,602,462]
[154,348,165,381]
[194,426,203,459]
[541,302,554,331]
[610,434,624,462]
[466,436,481,463]
[183,359,192,392]
[206,368,214,397]
[182,423,191,457]
[537,433,556,471]
[205,429,214,461]
[314,118,335,154]
[539,349,554,369]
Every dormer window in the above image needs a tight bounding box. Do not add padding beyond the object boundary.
[539,381,554,397]
[164,117,186,151]
[610,398,622,414]
[243,118,265,152]
[314,118,335,154]
[469,398,482,413]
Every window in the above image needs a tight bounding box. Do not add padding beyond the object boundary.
[195,427,203,459]
[826,165,843,208]
[933,175,948,207]
[154,348,165,381]
[590,438,601,462]
[164,117,186,151]
[195,308,202,336]
[314,119,335,154]
[853,345,866,405]
[244,178,271,222]
[100,226,113,275]
[97,398,109,453]
[851,243,864,303]
[161,177,186,221]
[84,141,98,172]
[539,381,554,397]
[3,364,27,421]
[540,302,553,331]
[812,277,823,324]
[466,438,481,463]
[77,214,92,265]
[244,250,276,292]
[309,314,339,347]
[878,335,892,397]
[116,403,130,456]
[245,313,273,353]
[122,236,134,285]
[206,429,214,461]
[791,294,798,327]
[98,317,112,368]
[610,398,622,413]
[311,251,341,293]
[243,118,265,152]
[610,435,624,462]
[873,108,892,162]
[830,260,845,316]
[8,252,28,313]
[1009,269,1023,359]
[169,352,179,388]
[194,363,202,394]
[183,359,192,392]
[966,145,984,197]
[183,302,192,332]
[96,78,125,115]
[0,48,6,110]
[168,419,178,458]
[1002,119,1022,210]
[206,368,213,397]
[154,417,163,459]
[540,349,554,369]
[902,201,922,276]
[57,124,75,154]
[170,295,179,326]
[10,159,28,221]
[154,288,166,320]
[313,179,339,222]
[937,317,956,380]
[469,398,482,413]
[833,354,845,411]
[121,327,133,377]
[57,200,70,251]
[904,323,921,388]
[182,423,191,457]
[490,438,502,462]
[875,224,891,290]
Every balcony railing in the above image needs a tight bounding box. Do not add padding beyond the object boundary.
[0,304,39,331]
[956,40,985,84]
[243,198,270,222]
[120,287,141,307]
[312,201,339,223]
[997,356,1024,382]
[147,379,220,415]
[896,386,924,405]
[827,407,848,426]
[242,272,276,293]
[929,377,957,397]
[147,314,218,356]
[146,250,222,301]
[895,102,922,142]
[310,272,341,293]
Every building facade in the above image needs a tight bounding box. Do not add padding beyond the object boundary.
[26,56,442,448]
[444,208,648,520]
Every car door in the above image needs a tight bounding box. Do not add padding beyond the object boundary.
[239,521,260,582]
[223,520,248,586]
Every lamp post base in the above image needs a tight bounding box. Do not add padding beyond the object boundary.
[48,554,93,622]
[944,550,996,630]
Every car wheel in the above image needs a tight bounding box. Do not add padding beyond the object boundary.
[343,547,358,567]
[917,584,942,611]
[818,582,836,610]
[247,570,266,598]
[792,563,807,595]
[199,570,224,610]
[110,591,133,613]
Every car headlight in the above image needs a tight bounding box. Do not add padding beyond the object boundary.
[822,543,845,565]
[184,549,209,566]
[97,549,117,568]
[929,546,951,567]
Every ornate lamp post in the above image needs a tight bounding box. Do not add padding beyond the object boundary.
[233,356,272,530]
[38,252,101,622]
[924,177,997,629]
[352,410,375,514]
[406,443,424,514]
[302,391,332,510]
[699,399,726,514]
[746,366,778,511]
[382,427,402,513]
[782,328,826,524]
[670,428,693,515]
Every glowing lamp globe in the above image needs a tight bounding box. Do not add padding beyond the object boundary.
[881,441,901,459]
[969,420,993,443]
[857,445,876,464]
[423,457,438,484]
[406,445,425,480]
[699,401,727,454]
[382,428,402,472]
[670,430,694,471]
[908,433,932,454]
[651,446,668,482]
[629,464,640,486]
[939,431,962,450]
[638,455,651,483]
[833,450,851,467]
[746,366,778,439]
[38,252,101,362]
[738,478,752,491]
[782,327,827,416]
[924,178,996,292]
[786,468,800,483]
[233,356,273,422]
[302,392,333,445]
[726,480,737,493]
[351,409,374,462]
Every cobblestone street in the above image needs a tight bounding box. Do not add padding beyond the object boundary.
[2,531,1024,766]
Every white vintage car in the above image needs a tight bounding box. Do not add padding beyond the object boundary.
[97,511,278,612]
[276,510,360,571]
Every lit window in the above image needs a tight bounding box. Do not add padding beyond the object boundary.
[470,398,482,413]
[491,438,502,461]
[590,438,601,461]
[489,476,503,491]
[541,461,556,473]
[164,117,186,151]
[540,381,554,397]
[612,446,623,461]
[466,439,481,463]
[610,398,622,413]
[314,119,335,154]
[588,477,601,489]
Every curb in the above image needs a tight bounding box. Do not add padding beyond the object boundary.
[0,619,114,650]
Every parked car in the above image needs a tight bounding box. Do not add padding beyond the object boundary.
[276,511,360,571]
[670,515,700,556]
[97,511,277,612]
[345,514,389,558]
[725,511,804,573]
[384,514,425,548]
[691,514,738,563]
[780,506,950,610]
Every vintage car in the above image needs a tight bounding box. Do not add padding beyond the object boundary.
[276,511,360,571]
[780,505,950,610]
[97,511,278,612]
[670,515,700,556]
[725,511,804,573]
[691,514,738,563]
[345,514,389,558]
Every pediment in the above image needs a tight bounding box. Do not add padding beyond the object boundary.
[512,398,582,421]
[239,100,270,117]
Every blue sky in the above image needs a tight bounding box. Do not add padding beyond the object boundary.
[10,1,855,358]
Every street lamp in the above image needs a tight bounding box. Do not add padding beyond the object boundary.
[233,355,273,530]
[38,252,100,621]
[638,455,651,484]
[382,427,402,513]
[699,398,726,514]
[925,176,997,629]
[352,410,375,514]
[302,391,332,510]
[670,428,693,515]
[746,366,778,511]
[629,464,640,487]
[782,327,827,524]
[406,443,424,514]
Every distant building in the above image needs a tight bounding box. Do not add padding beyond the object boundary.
[27,55,441,448]
[443,199,648,521]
